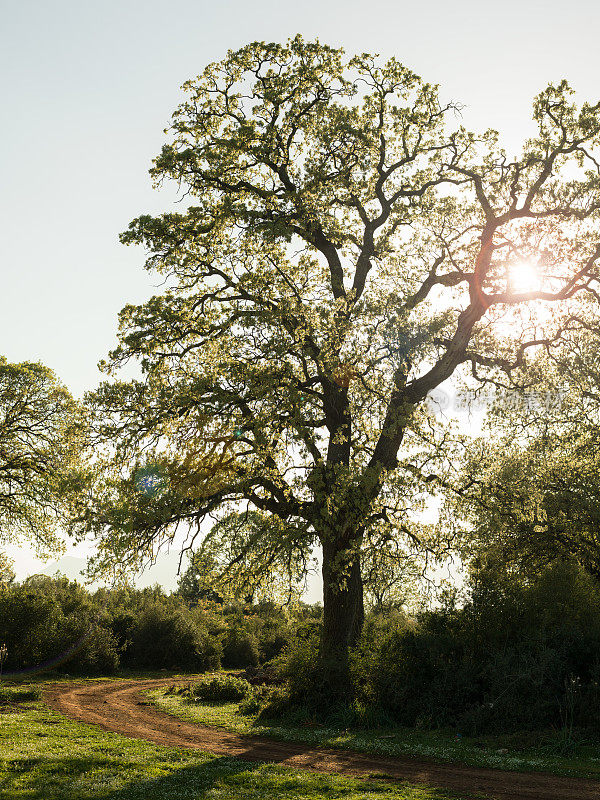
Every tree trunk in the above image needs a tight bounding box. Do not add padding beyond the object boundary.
[319,535,364,701]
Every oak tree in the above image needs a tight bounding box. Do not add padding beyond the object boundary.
[78,37,600,692]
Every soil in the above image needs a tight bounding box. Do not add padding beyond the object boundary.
[43,679,600,800]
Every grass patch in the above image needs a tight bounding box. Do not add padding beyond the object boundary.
[0,685,41,704]
[150,689,600,781]
[0,687,456,800]
[1,669,208,686]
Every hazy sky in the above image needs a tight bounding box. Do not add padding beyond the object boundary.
[2,0,599,582]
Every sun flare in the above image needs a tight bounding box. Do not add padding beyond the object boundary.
[490,257,557,338]
[508,259,543,294]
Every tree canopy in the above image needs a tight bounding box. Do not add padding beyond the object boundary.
[0,551,15,585]
[74,37,600,691]
[0,357,83,557]
[448,315,600,583]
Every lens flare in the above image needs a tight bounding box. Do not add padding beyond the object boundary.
[509,259,542,293]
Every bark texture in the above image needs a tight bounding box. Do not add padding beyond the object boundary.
[319,535,365,698]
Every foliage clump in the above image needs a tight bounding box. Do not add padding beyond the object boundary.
[0,577,120,675]
[186,673,252,703]
[350,562,600,734]
[125,604,221,671]
[0,685,41,705]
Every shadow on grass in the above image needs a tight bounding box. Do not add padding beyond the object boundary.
[0,752,426,800]
[0,754,263,800]
[0,749,446,800]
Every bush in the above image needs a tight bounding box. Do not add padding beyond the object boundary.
[273,634,320,695]
[109,611,136,656]
[356,613,480,729]
[220,602,302,668]
[354,561,600,734]
[0,578,312,678]
[128,604,222,671]
[238,684,278,716]
[255,686,291,720]
[189,673,252,702]
[243,663,281,685]
[0,581,120,676]
[0,578,309,678]
[222,626,259,668]
[238,693,261,715]
[267,632,355,716]
[0,686,41,704]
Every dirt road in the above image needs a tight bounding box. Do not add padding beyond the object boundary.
[43,679,600,800]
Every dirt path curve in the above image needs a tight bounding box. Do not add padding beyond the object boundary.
[44,679,600,800]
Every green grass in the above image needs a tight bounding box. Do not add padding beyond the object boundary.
[0,684,41,703]
[3,668,208,685]
[0,684,458,800]
[150,689,600,781]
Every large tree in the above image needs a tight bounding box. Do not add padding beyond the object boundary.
[0,357,83,556]
[77,38,600,691]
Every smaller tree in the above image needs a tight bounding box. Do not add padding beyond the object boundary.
[0,357,84,555]
[453,435,600,582]
[178,550,224,605]
[440,293,600,582]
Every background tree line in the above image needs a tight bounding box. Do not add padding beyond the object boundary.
[0,573,313,677]
[5,560,600,736]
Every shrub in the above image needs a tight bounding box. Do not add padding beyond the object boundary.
[108,611,136,657]
[257,624,289,663]
[128,604,222,671]
[0,685,41,704]
[255,686,291,719]
[243,663,281,685]
[189,673,252,702]
[238,694,261,715]
[238,684,277,716]
[354,561,600,734]
[274,634,320,694]
[0,582,120,676]
[0,588,61,672]
[222,627,259,668]
[0,578,310,679]
[357,615,480,729]
[60,616,121,674]
[267,632,353,715]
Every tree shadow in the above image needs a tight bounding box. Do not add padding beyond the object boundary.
[0,753,262,800]
[0,745,461,799]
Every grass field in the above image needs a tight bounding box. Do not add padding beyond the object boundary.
[150,686,600,781]
[0,683,458,800]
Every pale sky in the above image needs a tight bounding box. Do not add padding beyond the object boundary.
[2,0,599,584]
